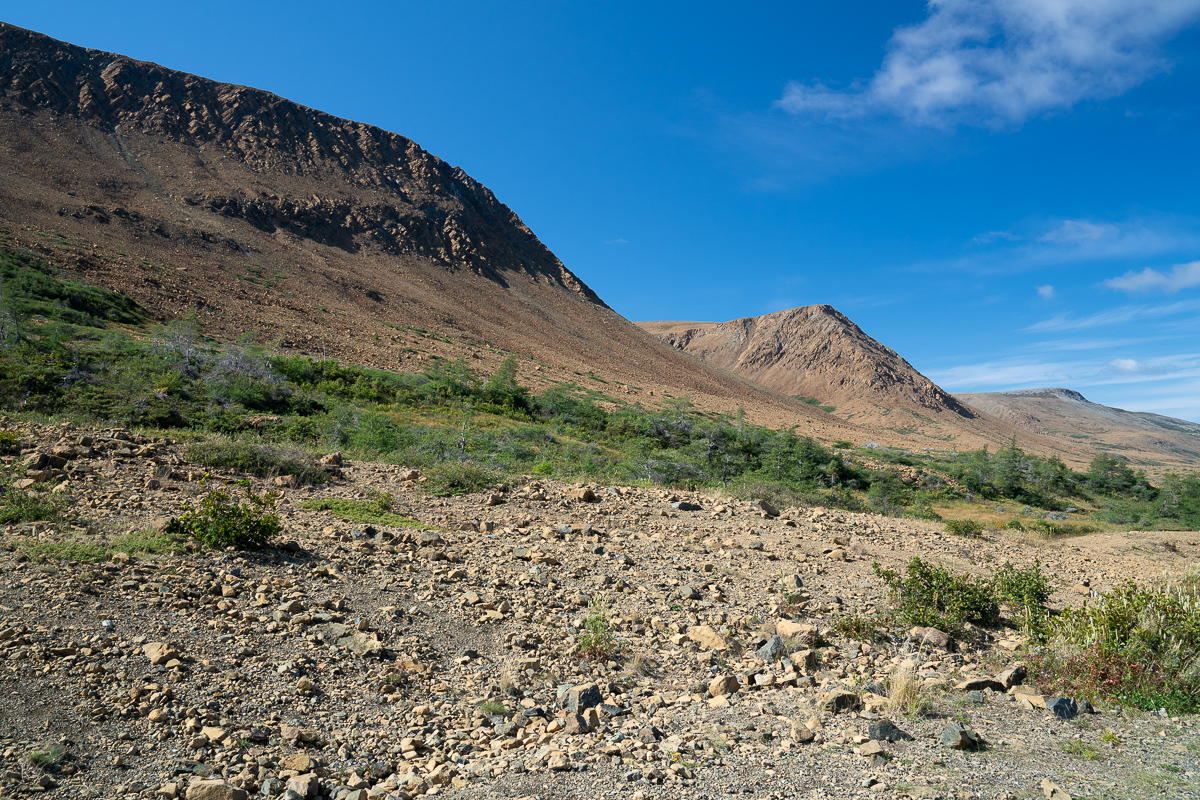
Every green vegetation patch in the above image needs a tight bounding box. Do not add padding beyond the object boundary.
[15,528,188,563]
[299,495,429,528]
[185,438,327,485]
[1030,580,1200,713]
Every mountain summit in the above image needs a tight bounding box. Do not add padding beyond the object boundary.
[638,305,976,421]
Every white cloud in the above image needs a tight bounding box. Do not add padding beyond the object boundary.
[1036,284,1055,299]
[972,230,1020,244]
[778,0,1200,127]
[1107,357,1142,374]
[603,238,631,245]
[1102,260,1200,292]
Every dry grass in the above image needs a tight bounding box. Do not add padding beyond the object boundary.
[886,662,933,717]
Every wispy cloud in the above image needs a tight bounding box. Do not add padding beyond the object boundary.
[1026,297,1200,332]
[603,238,631,246]
[777,0,1200,127]
[1103,260,1200,292]
[1036,284,1055,299]
[942,215,1200,276]
[1030,217,1199,261]
[973,230,1020,244]
[929,351,1200,393]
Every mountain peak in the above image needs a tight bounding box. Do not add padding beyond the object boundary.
[637,305,976,420]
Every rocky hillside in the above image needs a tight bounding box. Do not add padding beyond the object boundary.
[638,306,973,418]
[955,388,1200,467]
[0,22,858,441]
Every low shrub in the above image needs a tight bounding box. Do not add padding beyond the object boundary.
[1029,581,1200,713]
[25,743,64,771]
[185,438,327,485]
[830,612,889,642]
[945,518,984,537]
[992,560,1052,635]
[578,596,619,661]
[167,481,281,549]
[0,470,69,525]
[423,461,500,497]
[14,527,187,563]
[873,558,998,632]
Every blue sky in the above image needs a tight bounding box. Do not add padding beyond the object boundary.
[6,1,1200,420]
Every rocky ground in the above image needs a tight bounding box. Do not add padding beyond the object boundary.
[1,421,1198,800]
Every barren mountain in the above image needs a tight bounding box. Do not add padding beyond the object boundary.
[0,23,1130,465]
[955,388,1200,468]
[0,22,853,437]
[639,306,971,416]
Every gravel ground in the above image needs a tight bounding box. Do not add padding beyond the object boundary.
[1,421,1198,800]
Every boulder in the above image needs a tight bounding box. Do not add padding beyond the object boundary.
[563,683,603,713]
[820,688,862,714]
[938,723,983,750]
[687,625,728,651]
[910,626,956,651]
[868,719,913,742]
[707,675,741,697]
[1046,696,1078,720]
[756,634,786,662]
[186,781,247,800]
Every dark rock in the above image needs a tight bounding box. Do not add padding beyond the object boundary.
[563,683,603,713]
[939,723,983,750]
[671,501,703,511]
[1046,696,1078,720]
[868,719,913,742]
[756,635,785,662]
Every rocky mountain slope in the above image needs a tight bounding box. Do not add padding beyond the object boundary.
[955,388,1200,467]
[637,307,1062,456]
[639,306,970,417]
[0,22,857,442]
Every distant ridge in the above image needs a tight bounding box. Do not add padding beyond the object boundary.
[956,388,1200,465]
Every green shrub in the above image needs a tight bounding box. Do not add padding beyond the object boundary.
[833,440,854,449]
[185,439,327,485]
[992,560,1051,635]
[25,743,64,771]
[423,461,500,497]
[945,518,984,537]
[830,612,888,642]
[1030,581,1200,713]
[168,481,281,549]
[874,558,998,633]
[1003,518,1026,531]
[578,596,619,661]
